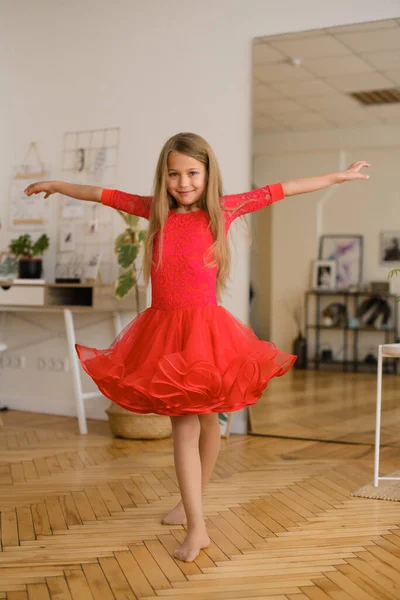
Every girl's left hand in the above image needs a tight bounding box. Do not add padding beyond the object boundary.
[338,161,370,183]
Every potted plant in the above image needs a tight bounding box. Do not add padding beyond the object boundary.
[107,212,171,439]
[8,233,50,279]
[114,211,146,308]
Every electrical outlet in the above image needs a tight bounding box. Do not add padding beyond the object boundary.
[0,354,10,368]
[11,355,25,369]
[37,357,69,372]
[0,354,26,369]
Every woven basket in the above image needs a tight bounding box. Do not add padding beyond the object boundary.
[106,404,172,439]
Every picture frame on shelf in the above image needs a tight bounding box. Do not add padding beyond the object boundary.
[319,235,363,290]
[84,253,102,282]
[312,259,336,291]
[0,252,18,281]
[380,231,400,265]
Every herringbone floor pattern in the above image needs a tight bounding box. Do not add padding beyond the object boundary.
[1,401,400,599]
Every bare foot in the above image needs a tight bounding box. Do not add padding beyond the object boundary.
[174,527,210,562]
[162,500,187,525]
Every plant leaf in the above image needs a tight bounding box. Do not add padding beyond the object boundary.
[118,211,139,229]
[114,232,132,253]
[388,268,400,280]
[138,231,146,243]
[115,270,136,299]
[117,244,139,268]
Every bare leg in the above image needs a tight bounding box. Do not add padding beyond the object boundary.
[163,413,221,525]
[170,415,210,562]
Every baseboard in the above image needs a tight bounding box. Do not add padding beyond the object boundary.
[0,396,248,433]
[0,395,109,421]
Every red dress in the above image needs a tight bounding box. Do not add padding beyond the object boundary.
[75,184,296,416]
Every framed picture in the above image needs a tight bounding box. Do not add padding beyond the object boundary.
[84,253,102,281]
[0,252,18,280]
[312,260,336,290]
[380,232,400,264]
[319,235,363,290]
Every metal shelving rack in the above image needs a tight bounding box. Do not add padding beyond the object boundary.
[305,290,399,373]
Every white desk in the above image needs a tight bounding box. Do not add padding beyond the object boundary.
[0,282,145,434]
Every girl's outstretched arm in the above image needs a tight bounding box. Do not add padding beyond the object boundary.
[24,181,102,202]
[25,182,152,219]
[282,161,370,197]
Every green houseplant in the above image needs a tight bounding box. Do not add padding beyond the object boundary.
[8,233,50,279]
[114,212,146,307]
[108,212,171,439]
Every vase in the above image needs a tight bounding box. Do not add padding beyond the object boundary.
[292,332,307,369]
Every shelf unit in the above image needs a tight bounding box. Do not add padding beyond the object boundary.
[305,290,399,373]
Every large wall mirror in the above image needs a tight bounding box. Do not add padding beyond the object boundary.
[249,19,400,444]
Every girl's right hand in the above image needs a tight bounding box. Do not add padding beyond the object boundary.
[24,181,57,199]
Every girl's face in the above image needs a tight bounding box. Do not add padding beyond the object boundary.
[167,151,206,211]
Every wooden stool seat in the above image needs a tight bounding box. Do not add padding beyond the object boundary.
[381,343,400,358]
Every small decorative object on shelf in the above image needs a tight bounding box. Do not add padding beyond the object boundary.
[322,302,347,327]
[368,281,390,293]
[8,233,50,279]
[290,297,307,369]
[312,259,336,291]
[55,253,83,284]
[292,332,307,369]
[357,296,391,329]
[320,344,333,363]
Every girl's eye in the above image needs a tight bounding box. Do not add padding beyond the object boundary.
[169,173,178,177]
[190,172,198,176]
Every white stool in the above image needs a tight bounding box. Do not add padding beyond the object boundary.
[374,343,400,487]
[0,343,7,426]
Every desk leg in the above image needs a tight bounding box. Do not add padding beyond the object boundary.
[113,312,123,337]
[64,309,88,435]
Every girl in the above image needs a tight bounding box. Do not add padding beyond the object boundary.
[25,132,369,562]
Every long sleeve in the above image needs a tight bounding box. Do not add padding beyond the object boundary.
[101,189,152,220]
[222,183,284,227]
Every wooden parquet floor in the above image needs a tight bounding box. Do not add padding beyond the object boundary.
[1,390,400,599]
[250,369,400,446]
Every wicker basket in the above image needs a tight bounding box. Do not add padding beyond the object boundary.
[106,404,172,439]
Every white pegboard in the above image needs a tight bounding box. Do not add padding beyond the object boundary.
[56,127,120,283]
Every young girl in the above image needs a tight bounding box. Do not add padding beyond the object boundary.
[25,132,369,562]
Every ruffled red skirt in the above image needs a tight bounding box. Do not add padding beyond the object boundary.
[75,306,296,416]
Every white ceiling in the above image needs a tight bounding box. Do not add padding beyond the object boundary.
[253,19,400,133]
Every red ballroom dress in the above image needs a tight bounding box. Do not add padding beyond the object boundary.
[75,184,296,416]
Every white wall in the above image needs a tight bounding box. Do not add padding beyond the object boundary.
[253,124,400,356]
[1,0,399,429]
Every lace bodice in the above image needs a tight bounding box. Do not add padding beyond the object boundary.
[102,184,284,309]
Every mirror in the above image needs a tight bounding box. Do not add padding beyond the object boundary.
[249,19,400,444]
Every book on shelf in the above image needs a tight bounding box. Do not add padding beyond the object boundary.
[12,279,45,285]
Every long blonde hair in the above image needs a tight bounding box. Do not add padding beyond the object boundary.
[143,132,231,294]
